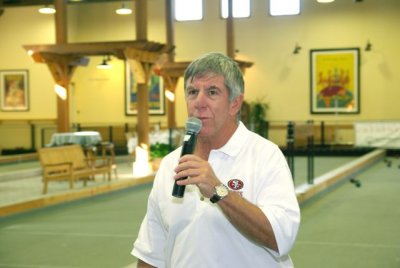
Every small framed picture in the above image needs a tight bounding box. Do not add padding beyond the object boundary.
[0,70,29,111]
[125,61,165,116]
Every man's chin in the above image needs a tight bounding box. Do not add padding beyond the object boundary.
[198,129,213,139]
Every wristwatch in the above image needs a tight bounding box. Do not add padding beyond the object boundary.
[210,184,229,203]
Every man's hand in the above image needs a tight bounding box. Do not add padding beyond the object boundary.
[174,154,220,198]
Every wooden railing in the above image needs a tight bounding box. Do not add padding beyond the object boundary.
[0,119,356,156]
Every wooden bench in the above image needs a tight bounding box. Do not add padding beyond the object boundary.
[38,144,112,194]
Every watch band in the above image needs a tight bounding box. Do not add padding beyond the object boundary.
[210,184,229,203]
[210,193,222,203]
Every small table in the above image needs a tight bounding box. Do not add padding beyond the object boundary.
[47,131,102,147]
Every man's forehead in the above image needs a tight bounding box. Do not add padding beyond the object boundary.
[186,72,224,84]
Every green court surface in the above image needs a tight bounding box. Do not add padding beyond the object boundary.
[0,185,152,268]
[0,157,399,267]
[292,158,400,268]
[291,156,358,187]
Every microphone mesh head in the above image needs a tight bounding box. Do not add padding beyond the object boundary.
[185,117,202,134]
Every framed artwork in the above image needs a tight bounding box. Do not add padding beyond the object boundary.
[0,70,29,111]
[125,61,165,115]
[310,48,360,114]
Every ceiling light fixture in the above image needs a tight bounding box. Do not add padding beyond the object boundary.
[38,5,56,14]
[116,3,132,15]
[317,0,335,3]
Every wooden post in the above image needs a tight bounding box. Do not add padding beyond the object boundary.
[226,0,235,58]
[135,0,147,41]
[166,95,177,128]
[165,0,177,128]
[54,0,69,132]
[165,0,175,63]
[41,53,79,133]
[136,66,150,147]
[165,77,178,129]
[132,0,151,150]
[55,0,67,44]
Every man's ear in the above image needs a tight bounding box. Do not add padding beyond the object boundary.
[230,94,244,116]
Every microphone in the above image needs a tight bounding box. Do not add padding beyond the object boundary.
[172,117,202,198]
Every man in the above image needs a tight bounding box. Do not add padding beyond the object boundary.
[132,52,300,267]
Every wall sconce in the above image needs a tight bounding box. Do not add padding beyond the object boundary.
[165,90,175,102]
[365,40,372,51]
[116,3,132,15]
[97,55,112,70]
[293,43,302,54]
[38,5,56,14]
[54,84,67,100]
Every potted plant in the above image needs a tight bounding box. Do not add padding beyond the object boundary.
[150,142,170,170]
[249,99,269,137]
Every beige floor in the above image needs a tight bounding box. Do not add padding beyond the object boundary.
[0,156,155,215]
[0,151,382,217]
[0,154,358,207]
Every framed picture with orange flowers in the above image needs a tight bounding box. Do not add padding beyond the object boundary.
[310,48,360,114]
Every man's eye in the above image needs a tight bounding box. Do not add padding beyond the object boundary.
[187,89,198,96]
[208,89,218,96]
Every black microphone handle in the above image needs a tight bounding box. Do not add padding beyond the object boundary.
[172,132,198,198]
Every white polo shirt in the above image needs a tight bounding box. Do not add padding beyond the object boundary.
[132,122,300,268]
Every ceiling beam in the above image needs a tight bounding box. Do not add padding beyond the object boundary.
[2,0,121,8]
[23,41,174,62]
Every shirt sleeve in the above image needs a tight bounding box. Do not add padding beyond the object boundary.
[258,147,301,257]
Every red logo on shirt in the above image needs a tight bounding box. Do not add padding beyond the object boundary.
[227,179,244,191]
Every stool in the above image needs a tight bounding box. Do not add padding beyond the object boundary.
[83,145,98,180]
[98,142,118,179]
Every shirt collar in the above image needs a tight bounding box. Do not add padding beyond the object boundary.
[213,121,248,157]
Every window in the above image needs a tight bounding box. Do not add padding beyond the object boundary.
[175,0,203,21]
[269,0,300,16]
[221,0,250,19]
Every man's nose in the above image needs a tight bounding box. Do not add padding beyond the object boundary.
[193,90,207,107]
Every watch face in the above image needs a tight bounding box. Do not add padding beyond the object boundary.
[216,185,228,197]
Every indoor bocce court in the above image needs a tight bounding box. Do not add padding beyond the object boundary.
[1,0,399,267]
[1,150,399,267]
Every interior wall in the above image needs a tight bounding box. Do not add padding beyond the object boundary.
[171,0,400,126]
[69,1,168,127]
[0,6,56,120]
[0,0,399,147]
